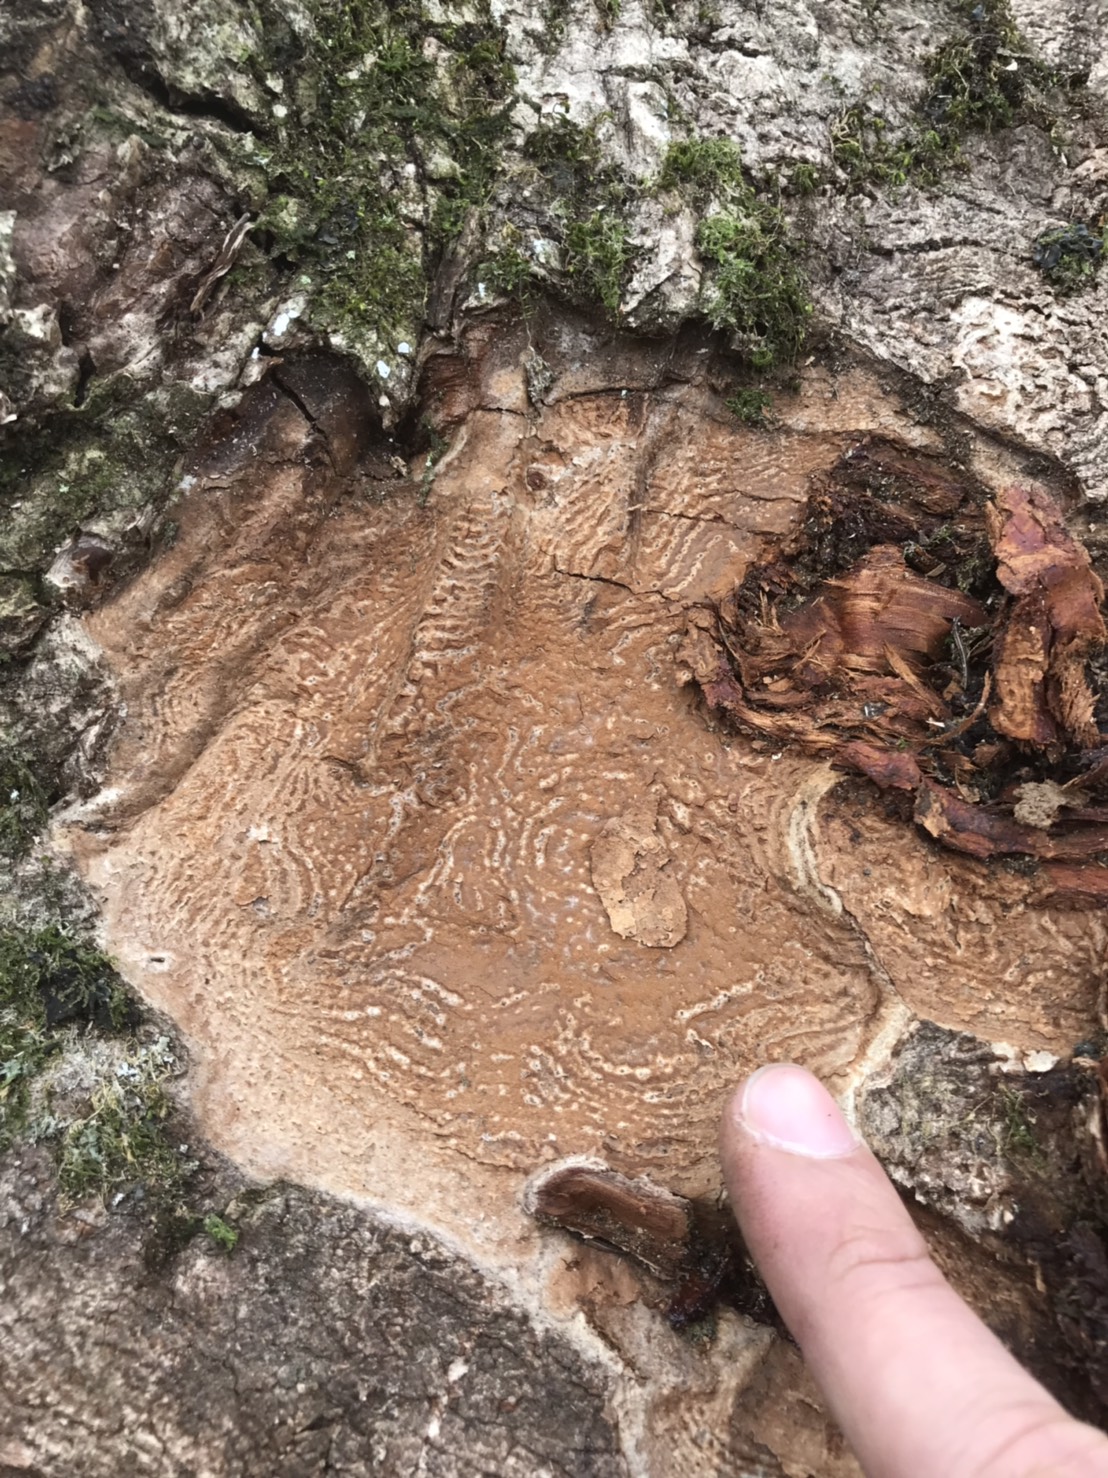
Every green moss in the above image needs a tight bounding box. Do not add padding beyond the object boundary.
[523,114,637,318]
[831,104,954,188]
[675,1310,718,1347]
[923,0,1029,135]
[832,0,1053,190]
[0,947,52,1150]
[0,741,51,859]
[478,234,536,298]
[254,0,517,363]
[203,1212,240,1251]
[725,387,774,425]
[695,206,810,368]
[0,378,210,581]
[0,433,113,573]
[0,927,131,1149]
[655,135,810,369]
[0,924,206,1245]
[0,575,48,655]
[535,0,572,54]
[85,104,172,152]
[1033,222,1106,293]
[0,912,241,1263]
[997,1083,1044,1164]
[524,113,606,176]
[56,1040,193,1206]
[785,162,819,197]
[564,211,631,314]
[658,138,746,200]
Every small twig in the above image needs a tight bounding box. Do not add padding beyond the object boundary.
[190,213,253,316]
[951,616,969,691]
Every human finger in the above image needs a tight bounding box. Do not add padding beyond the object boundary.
[720,1063,1108,1478]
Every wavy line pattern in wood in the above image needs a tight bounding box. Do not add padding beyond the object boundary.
[65,339,1106,1224]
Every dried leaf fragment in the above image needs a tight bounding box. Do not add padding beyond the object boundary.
[526,1163,692,1281]
[190,213,253,316]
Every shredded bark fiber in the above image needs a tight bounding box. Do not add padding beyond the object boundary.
[678,446,1108,887]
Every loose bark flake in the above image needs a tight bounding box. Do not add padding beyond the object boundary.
[526,1163,783,1334]
[589,813,688,949]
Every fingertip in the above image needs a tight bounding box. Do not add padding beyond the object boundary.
[718,1065,1085,1478]
[719,1078,745,1150]
[725,1063,861,1160]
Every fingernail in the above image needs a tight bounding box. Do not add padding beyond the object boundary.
[736,1064,861,1159]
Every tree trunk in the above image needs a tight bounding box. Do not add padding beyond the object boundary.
[3,0,1108,1472]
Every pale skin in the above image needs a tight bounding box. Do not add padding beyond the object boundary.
[720,1064,1108,1478]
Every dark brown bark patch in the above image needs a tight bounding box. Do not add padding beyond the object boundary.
[527,1163,784,1335]
[680,443,1108,888]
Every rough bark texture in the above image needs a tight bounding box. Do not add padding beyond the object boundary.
[0,1149,625,1478]
[3,0,1108,1473]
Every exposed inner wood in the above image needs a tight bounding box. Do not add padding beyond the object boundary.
[60,318,1106,1274]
